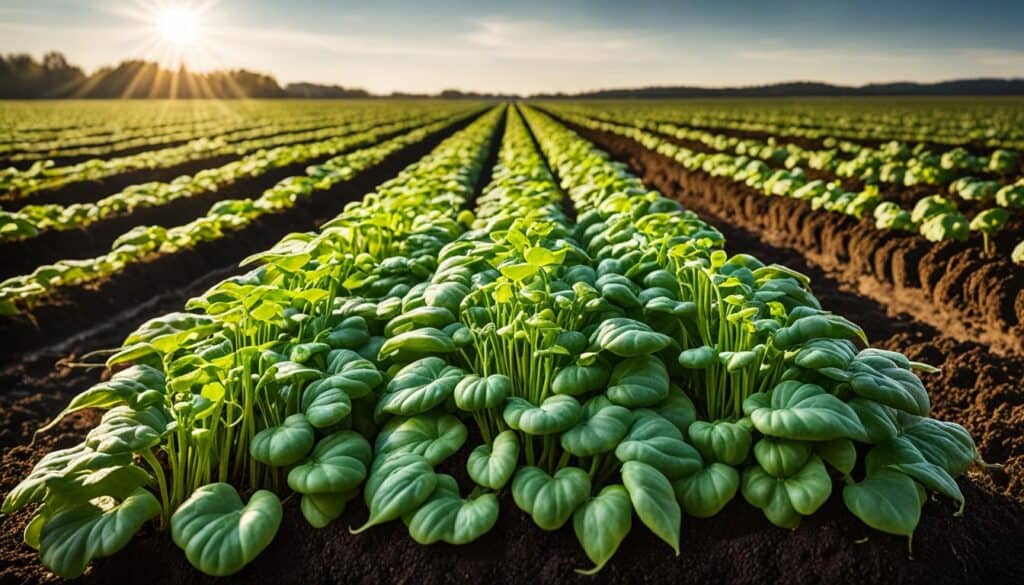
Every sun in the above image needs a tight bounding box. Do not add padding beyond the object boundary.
[154,6,202,46]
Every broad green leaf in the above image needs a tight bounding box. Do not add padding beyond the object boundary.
[848,353,930,416]
[467,430,520,490]
[85,405,172,455]
[454,374,511,411]
[743,381,866,441]
[39,488,160,579]
[654,389,698,436]
[511,466,590,530]
[561,397,632,457]
[503,395,582,435]
[816,438,857,475]
[375,413,467,465]
[171,484,283,577]
[352,453,437,533]
[900,415,977,476]
[621,461,680,554]
[672,462,739,518]
[842,470,923,536]
[607,355,670,407]
[688,420,752,465]
[378,327,456,360]
[2,445,129,514]
[301,490,357,528]
[552,364,610,396]
[849,398,901,444]
[404,475,499,545]
[615,420,702,481]
[592,318,673,357]
[741,456,832,529]
[301,381,352,428]
[752,437,812,478]
[250,413,315,467]
[288,431,372,494]
[378,357,464,416]
[573,485,632,575]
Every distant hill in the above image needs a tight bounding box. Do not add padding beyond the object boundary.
[531,79,1024,99]
[3,52,1024,99]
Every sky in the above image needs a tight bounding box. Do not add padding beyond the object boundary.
[1,0,1023,94]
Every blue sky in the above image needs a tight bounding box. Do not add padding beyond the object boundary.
[1,0,1022,93]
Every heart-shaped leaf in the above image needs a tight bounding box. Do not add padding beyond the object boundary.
[352,453,437,533]
[454,374,512,411]
[301,381,352,428]
[552,364,610,396]
[743,381,866,441]
[672,462,739,518]
[573,485,632,575]
[688,420,752,465]
[740,456,832,529]
[404,475,499,545]
[171,484,282,577]
[511,466,590,530]
[842,469,923,536]
[288,431,372,494]
[592,318,673,357]
[561,397,632,457]
[378,357,465,416]
[607,355,670,407]
[503,395,582,436]
[301,490,357,528]
[848,353,930,416]
[39,488,160,578]
[375,413,467,465]
[467,430,520,490]
[250,413,315,467]
[752,437,813,478]
[621,461,680,554]
[85,405,172,455]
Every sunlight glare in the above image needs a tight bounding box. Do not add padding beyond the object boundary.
[155,6,202,46]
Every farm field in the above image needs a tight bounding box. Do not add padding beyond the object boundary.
[1,97,1024,585]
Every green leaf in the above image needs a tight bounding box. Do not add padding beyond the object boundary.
[848,353,930,416]
[250,413,315,467]
[752,437,812,478]
[525,246,567,267]
[454,374,511,411]
[615,416,702,480]
[621,461,680,554]
[378,357,464,416]
[85,405,172,455]
[816,438,857,475]
[378,327,457,360]
[171,484,283,577]
[743,381,866,441]
[842,470,923,536]
[653,389,698,435]
[511,466,591,530]
[900,415,977,476]
[672,462,739,518]
[740,456,832,529]
[375,413,467,465]
[301,490,357,528]
[352,453,437,533]
[865,436,964,511]
[503,395,582,435]
[607,355,670,407]
[573,485,632,574]
[404,475,499,545]
[848,398,901,444]
[592,318,673,357]
[561,397,632,457]
[288,431,372,494]
[3,445,129,514]
[677,346,718,369]
[39,488,160,579]
[41,365,166,431]
[301,381,352,429]
[687,420,752,465]
[467,430,520,490]
[552,364,610,396]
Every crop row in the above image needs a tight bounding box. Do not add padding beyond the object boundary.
[0,107,470,201]
[0,109,480,316]
[0,108,464,242]
[606,100,1024,151]
[2,105,979,579]
[550,107,1024,263]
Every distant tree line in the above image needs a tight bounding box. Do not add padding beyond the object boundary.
[3,51,1023,99]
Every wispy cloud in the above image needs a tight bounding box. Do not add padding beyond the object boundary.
[462,17,657,62]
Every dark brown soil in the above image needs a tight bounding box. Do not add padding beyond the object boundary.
[3,108,1024,585]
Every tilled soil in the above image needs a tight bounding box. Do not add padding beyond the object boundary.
[3,110,1024,584]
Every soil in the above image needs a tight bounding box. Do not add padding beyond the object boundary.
[2,107,1024,584]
